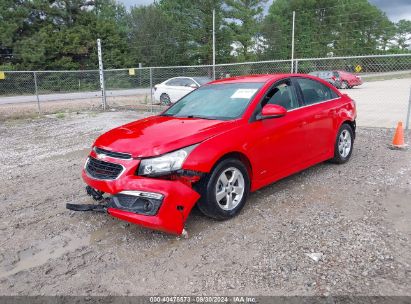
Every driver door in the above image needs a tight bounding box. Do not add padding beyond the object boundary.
[248,78,311,184]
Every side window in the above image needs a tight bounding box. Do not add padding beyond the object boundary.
[179,78,196,87]
[262,79,299,110]
[166,78,184,86]
[297,78,338,105]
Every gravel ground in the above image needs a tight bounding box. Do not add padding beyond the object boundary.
[0,111,410,296]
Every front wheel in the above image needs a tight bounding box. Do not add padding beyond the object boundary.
[196,158,250,220]
[330,124,354,164]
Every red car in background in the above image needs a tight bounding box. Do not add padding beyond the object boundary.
[69,74,357,235]
[334,70,363,89]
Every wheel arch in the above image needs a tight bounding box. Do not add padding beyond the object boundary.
[212,151,253,182]
[342,119,356,139]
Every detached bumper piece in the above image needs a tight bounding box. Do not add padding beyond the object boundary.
[70,179,201,235]
[66,192,163,215]
[66,203,107,213]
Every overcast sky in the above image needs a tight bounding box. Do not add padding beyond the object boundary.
[119,0,411,22]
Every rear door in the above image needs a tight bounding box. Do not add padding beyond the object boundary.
[293,77,340,161]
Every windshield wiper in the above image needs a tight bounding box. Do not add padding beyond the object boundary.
[180,115,216,120]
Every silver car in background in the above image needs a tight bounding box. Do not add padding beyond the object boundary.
[154,76,211,105]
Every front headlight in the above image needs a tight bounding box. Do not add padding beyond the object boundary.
[138,144,198,176]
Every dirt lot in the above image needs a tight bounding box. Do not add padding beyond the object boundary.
[0,111,410,296]
[341,77,411,128]
[0,94,160,120]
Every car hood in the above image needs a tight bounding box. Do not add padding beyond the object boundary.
[94,116,237,158]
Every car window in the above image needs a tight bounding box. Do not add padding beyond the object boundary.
[296,78,338,105]
[165,78,184,86]
[179,78,197,87]
[319,71,332,78]
[193,77,211,85]
[262,79,299,110]
[163,82,264,120]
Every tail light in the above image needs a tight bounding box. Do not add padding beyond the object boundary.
[331,76,336,81]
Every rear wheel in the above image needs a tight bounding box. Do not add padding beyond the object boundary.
[341,81,349,89]
[160,93,171,105]
[196,158,250,220]
[330,124,354,164]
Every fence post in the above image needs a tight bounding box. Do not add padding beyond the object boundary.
[97,39,107,110]
[406,86,411,130]
[212,9,216,80]
[149,67,153,113]
[33,72,41,114]
[294,59,299,73]
[290,11,296,73]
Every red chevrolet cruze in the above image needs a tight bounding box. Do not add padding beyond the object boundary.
[74,74,356,235]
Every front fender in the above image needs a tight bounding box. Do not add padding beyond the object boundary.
[183,124,254,176]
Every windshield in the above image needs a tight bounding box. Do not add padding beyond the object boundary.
[162,82,264,120]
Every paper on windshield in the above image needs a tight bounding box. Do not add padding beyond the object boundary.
[230,89,258,99]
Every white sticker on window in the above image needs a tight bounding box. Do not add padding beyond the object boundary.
[230,89,257,99]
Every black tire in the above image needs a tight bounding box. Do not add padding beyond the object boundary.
[330,124,354,164]
[195,158,250,220]
[160,93,171,105]
[341,81,349,89]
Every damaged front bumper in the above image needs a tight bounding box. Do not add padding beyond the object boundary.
[72,153,201,235]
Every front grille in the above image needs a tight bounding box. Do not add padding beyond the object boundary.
[94,147,132,160]
[86,157,124,180]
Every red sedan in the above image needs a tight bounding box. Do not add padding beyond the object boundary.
[73,74,356,235]
[335,70,363,89]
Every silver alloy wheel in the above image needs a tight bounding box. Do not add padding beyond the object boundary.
[338,129,352,158]
[215,167,245,211]
[341,81,348,89]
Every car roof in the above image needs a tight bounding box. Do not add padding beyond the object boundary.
[209,73,312,84]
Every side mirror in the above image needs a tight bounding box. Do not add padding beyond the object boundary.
[189,83,199,89]
[260,104,287,119]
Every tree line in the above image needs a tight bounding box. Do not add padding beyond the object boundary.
[0,0,410,71]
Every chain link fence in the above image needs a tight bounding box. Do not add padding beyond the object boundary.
[0,54,410,128]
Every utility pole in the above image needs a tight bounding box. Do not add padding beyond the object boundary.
[97,39,107,110]
[291,11,296,73]
[212,9,216,80]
